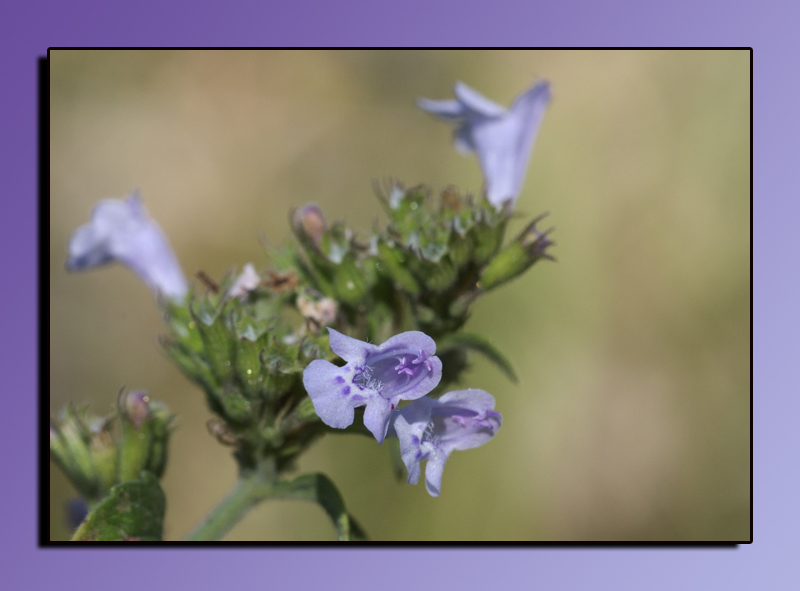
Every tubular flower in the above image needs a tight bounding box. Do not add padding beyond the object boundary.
[303,329,442,444]
[418,80,551,210]
[391,389,502,497]
[66,191,188,300]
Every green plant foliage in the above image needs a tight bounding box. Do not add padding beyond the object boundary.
[71,472,166,542]
[272,473,369,541]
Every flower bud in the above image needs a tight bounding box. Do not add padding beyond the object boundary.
[479,213,555,291]
[292,204,327,249]
[88,417,118,492]
[50,406,100,499]
[118,390,152,482]
[144,401,174,478]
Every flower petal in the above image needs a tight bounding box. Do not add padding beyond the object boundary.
[424,448,450,497]
[327,328,374,363]
[434,389,502,453]
[363,396,394,444]
[391,354,442,403]
[436,388,496,412]
[418,80,551,211]
[302,359,362,429]
[453,81,506,118]
[392,397,434,483]
[416,97,465,120]
[378,330,437,357]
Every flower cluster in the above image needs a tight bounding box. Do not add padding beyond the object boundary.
[304,330,501,496]
[58,79,552,539]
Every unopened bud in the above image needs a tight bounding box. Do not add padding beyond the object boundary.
[118,389,152,482]
[50,406,101,500]
[479,213,555,291]
[120,390,150,429]
[292,204,327,248]
[88,417,118,492]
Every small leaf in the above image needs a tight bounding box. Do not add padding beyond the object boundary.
[72,472,166,541]
[438,332,518,383]
[273,473,368,541]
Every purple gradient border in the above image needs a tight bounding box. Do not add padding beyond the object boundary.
[4,1,791,589]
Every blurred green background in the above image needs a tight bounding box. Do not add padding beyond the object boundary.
[49,50,750,541]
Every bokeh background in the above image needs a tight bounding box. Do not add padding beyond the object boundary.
[49,50,750,541]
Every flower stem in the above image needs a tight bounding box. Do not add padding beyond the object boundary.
[184,458,277,541]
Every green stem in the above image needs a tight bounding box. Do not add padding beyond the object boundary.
[185,458,276,541]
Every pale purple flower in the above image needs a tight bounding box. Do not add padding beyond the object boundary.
[303,329,442,444]
[66,192,188,300]
[391,389,502,497]
[418,80,551,210]
[228,263,261,299]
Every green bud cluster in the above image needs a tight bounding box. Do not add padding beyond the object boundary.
[160,181,553,473]
[162,275,336,472]
[50,392,174,504]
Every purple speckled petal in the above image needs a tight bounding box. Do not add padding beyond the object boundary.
[327,328,375,363]
[391,389,502,497]
[302,359,364,429]
[363,396,394,444]
[66,192,188,300]
[424,448,449,497]
[392,397,434,483]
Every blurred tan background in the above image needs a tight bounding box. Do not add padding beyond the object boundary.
[49,50,750,541]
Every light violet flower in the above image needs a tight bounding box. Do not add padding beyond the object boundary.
[228,263,261,299]
[66,192,188,300]
[418,80,551,210]
[303,328,442,444]
[391,389,502,497]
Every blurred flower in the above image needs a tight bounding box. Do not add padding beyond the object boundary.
[303,329,442,443]
[391,389,502,497]
[66,191,188,300]
[228,263,262,299]
[296,293,338,330]
[119,390,150,430]
[65,497,89,531]
[292,203,327,248]
[418,80,551,210]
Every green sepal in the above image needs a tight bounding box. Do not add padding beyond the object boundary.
[89,421,119,493]
[191,302,235,384]
[118,416,152,484]
[438,332,518,383]
[272,473,368,541]
[52,405,100,499]
[471,217,507,265]
[234,332,270,397]
[479,241,531,291]
[145,402,174,478]
[416,256,457,292]
[333,256,370,304]
[220,385,253,423]
[71,471,166,541]
[479,214,555,291]
[377,241,420,294]
[162,338,219,392]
